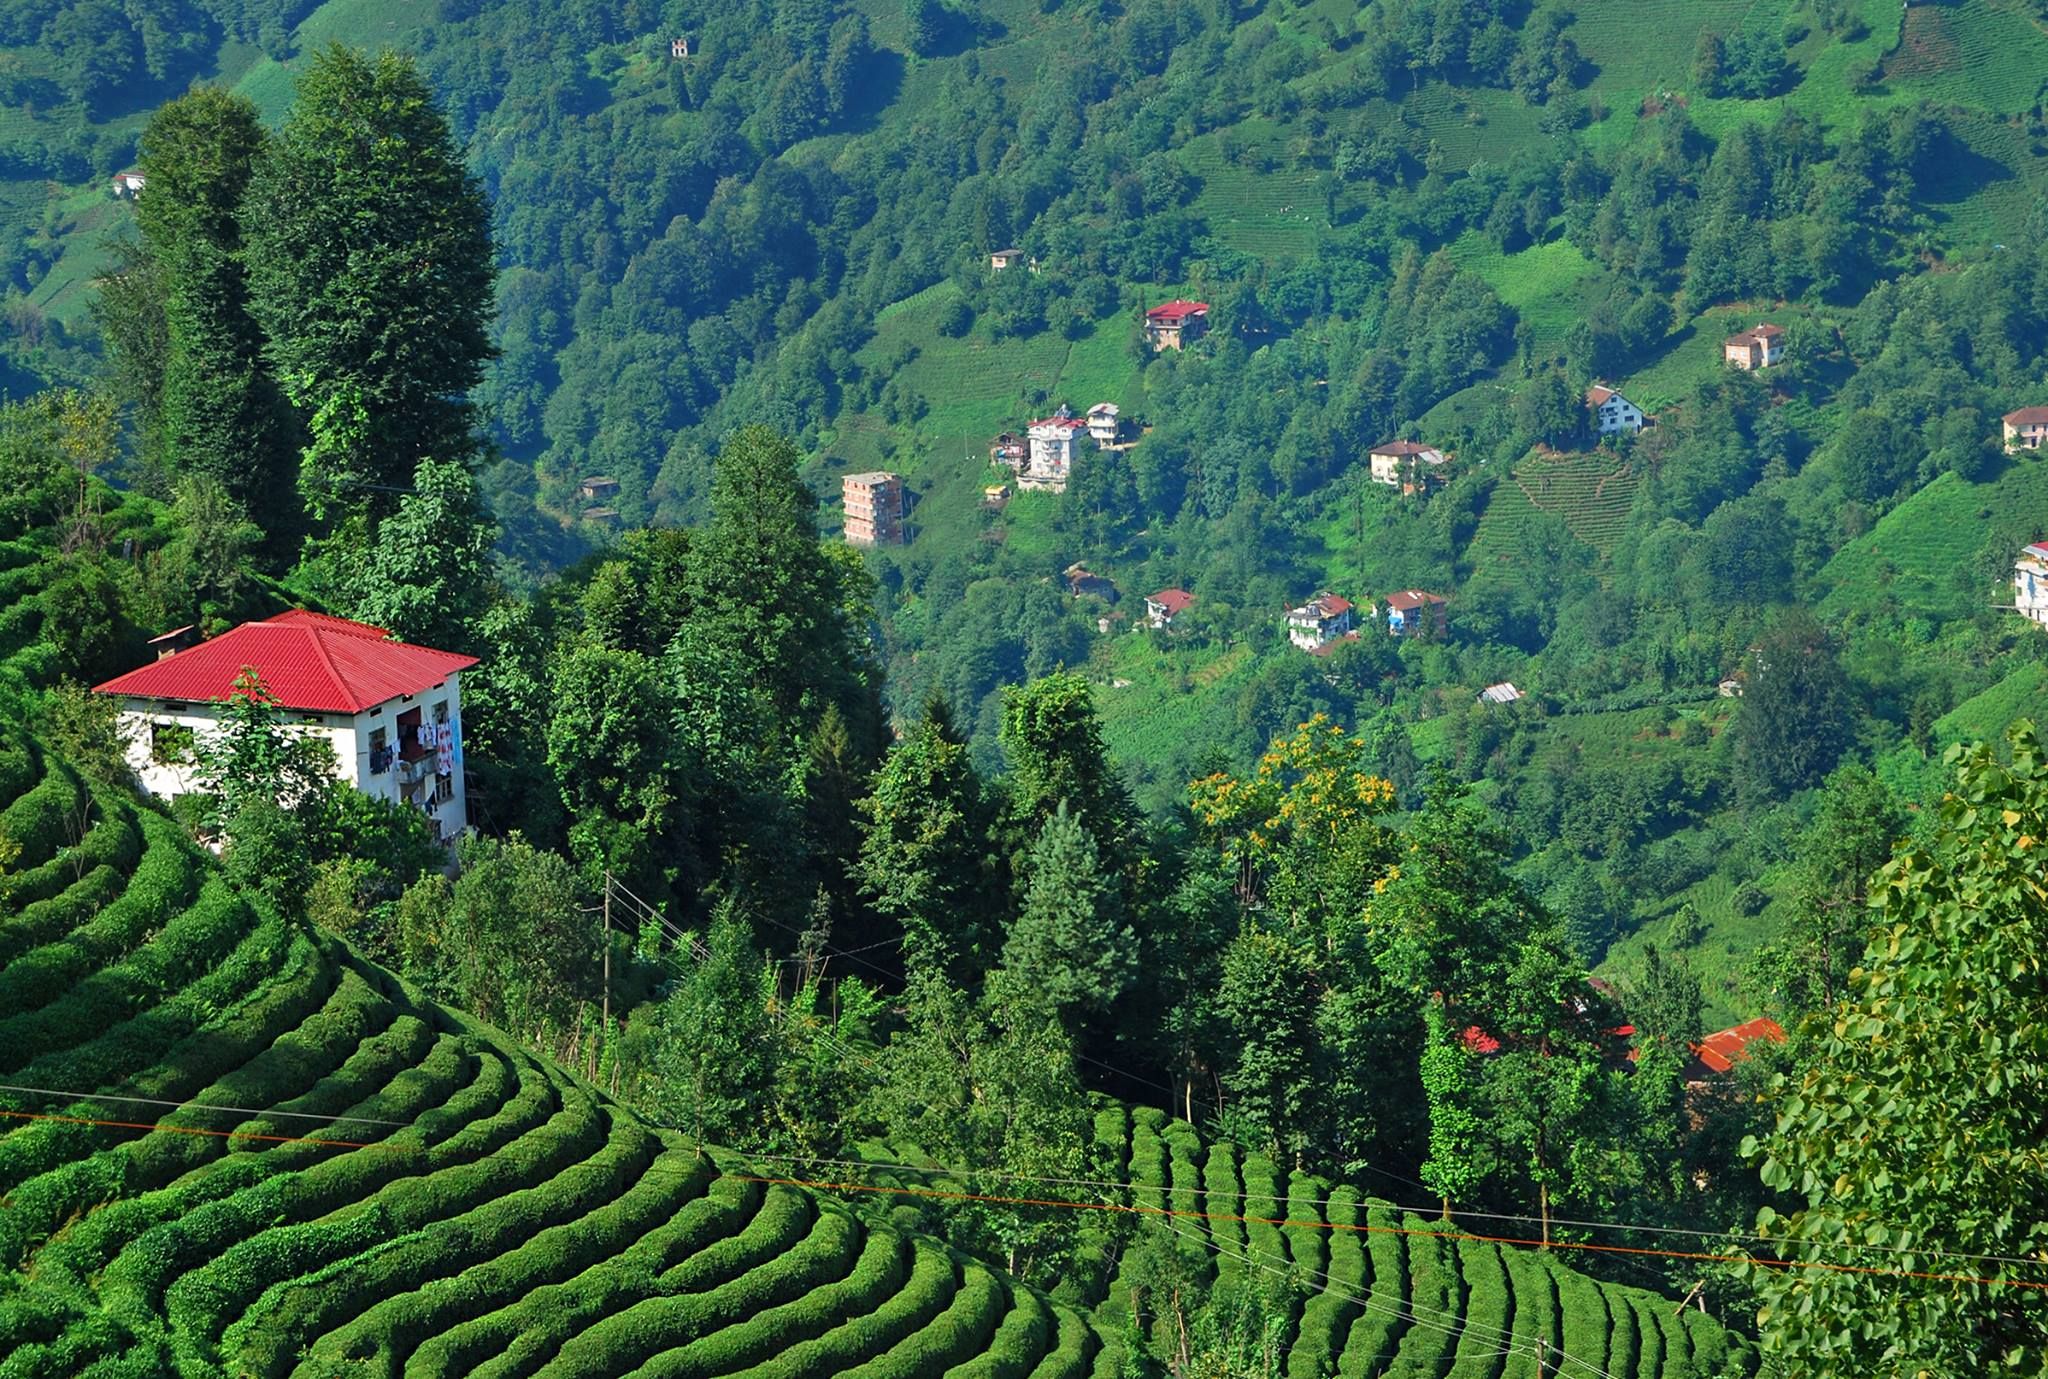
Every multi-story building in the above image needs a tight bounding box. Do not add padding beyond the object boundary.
[1586,384,1647,435]
[1023,407,1091,492]
[1385,589,1448,638]
[93,611,477,843]
[1087,402,1121,446]
[1368,440,1448,494]
[843,471,905,546]
[1144,300,1211,351]
[1722,323,1785,370]
[1286,594,1357,651]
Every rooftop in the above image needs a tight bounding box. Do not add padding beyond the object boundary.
[1145,299,1211,322]
[93,611,477,715]
[2005,407,2048,426]
[1371,439,1437,457]
[1385,589,1445,611]
[1148,588,1195,614]
[1691,1016,1786,1076]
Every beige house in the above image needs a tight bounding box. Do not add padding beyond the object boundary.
[1144,300,1210,351]
[2004,408,2048,451]
[1368,440,1447,494]
[990,248,1024,271]
[1723,324,1785,370]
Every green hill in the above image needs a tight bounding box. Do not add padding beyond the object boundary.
[0,719,1758,1375]
[0,728,1124,1377]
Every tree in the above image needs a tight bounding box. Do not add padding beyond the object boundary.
[1730,611,1855,804]
[1514,368,1582,447]
[244,45,495,520]
[1748,725,2048,1371]
[191,668,336,836]
[633,906,777,1147]
[1000,803,1137,1024]
[341,455,498,652]
[904,0,946,57]
[1217,928,1322,1161]
[999,671,1135,850]
[546,643,680,894]
[857,703,1001,981]
[134,87,296,529]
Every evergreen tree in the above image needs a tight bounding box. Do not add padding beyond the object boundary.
[1217,928,1322,1161]
[998,671,1135,850]
[1730,610,1854,805]
[1000,803,1136,1023]
[857,702,1001,981]
[342,455,498,652]
[135,87,295,532]
[244,45,495,521]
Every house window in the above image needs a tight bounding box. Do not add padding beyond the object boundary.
[150,721,196,765]
[435,774,454,804]
[432,700,449,725]
[369,726,391,775]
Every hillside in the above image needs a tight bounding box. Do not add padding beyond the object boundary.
[0,722,1762,1375]
[0,729,1126,1378]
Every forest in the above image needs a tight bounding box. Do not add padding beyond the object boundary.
[2,0,2048,1373]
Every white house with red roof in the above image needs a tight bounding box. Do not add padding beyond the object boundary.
[1585,384,1646,435]
[1145,588,1194,628]
[1286,593,1358,651]
[92,611,478,842]
[1144,300,1210,351]
[1023,406,1092,492]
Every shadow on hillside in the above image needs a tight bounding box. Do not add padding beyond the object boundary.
[843,50,906,130]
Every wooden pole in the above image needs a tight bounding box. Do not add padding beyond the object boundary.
[1540,1181,1551,1249]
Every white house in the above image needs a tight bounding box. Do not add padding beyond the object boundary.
[1145,588,1194,628]
[1723,323,1785,370]
[2016,543,2048,627]
[1368,440,1447,493]
[1286,594,1358,651]
[1585,384,1646,435]
[2004,408,2048,451]
[1478,682,1523,705]
[110,170,146,198]
[1087,402,1121,447]
[92,611,478,843]
[1023,406,1091,492]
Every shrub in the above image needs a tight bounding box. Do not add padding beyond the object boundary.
[1549,1259,1609,1375]
[944,1276,1052,1379]
[1446,1240,1509,1376]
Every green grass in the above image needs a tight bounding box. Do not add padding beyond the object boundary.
[0,725,1113,1377]
[1179,122,1328,260]
[1883,0,2048,115]
[1817,461,2048,623]
[1445,234,1604,363]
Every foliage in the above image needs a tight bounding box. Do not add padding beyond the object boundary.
[1748,725,2048,1372]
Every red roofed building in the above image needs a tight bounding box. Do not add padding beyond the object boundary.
[1145,588,1195,628]
[2004,407,2048,451]
[1286,593,1361,651]
[1145,299,1211,351]
[1723,323,1785,370]
[1687,1016,1786,1081]
[93,611,478,842]
[1384,589,1447,638]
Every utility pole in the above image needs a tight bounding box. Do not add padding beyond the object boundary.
[601,872,612,1081]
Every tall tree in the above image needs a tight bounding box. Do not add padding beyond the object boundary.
[998,671,1136,852]
[342,455,498,652]
[1730,610,1854,805]
[244,45,495,521]
[133,87,295,529]
[857,702,1001,982]
[1749,726,2048,1371]
[1000,802,1137,1027]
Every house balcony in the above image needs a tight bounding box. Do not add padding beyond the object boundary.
[398,756,434,787]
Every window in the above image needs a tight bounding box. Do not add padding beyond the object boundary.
[432,700,449,725]
[435,774,454,804]
[150,721,196,765]
[368,727,391,775]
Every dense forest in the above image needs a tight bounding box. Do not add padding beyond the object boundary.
[3,0,2048,1372]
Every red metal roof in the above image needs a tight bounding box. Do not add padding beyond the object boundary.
[1585,385,1617,406]
[1146,299,1211,322]
[1148,589,1195,614]
[93,612,475,714]
[1691,1016,1786,1075]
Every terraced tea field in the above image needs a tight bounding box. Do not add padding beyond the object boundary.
[831,1106,1754,1379]
[1466,451,1639,575]
[0,728,1123,1378]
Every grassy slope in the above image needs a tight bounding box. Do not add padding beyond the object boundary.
[0,726,1124,1378]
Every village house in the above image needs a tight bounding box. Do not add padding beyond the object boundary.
[982,483,1011,510]
[670,36,690,58]
[1286,594,1357,651]
[110,170,146,198]
[1686,1016,1785,1085]
[989,248,1023,272]
[1145,588,1194,629]
[842,471,905,546]
[578,476,620,502]
[92,611,477,844]
[1585,384,1646,435]
[1478,682,1522,706]
[2015,542,2048,626]
[1065,563,1117,601]
[582,507,620,527]
[1087,402,1121,447]
[2004,407,2048,450]
[1722,323,1785,370]
[1367,439,1448,494]
[1144,300,1211,351]
[1384,589,1447,638]
[1021,406,1091,492]
[989,432,1027,467]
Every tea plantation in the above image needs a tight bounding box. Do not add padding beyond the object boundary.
[826,1106,1756,1379]
[0,718,1757,1376]
[0,728,1124,1379]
